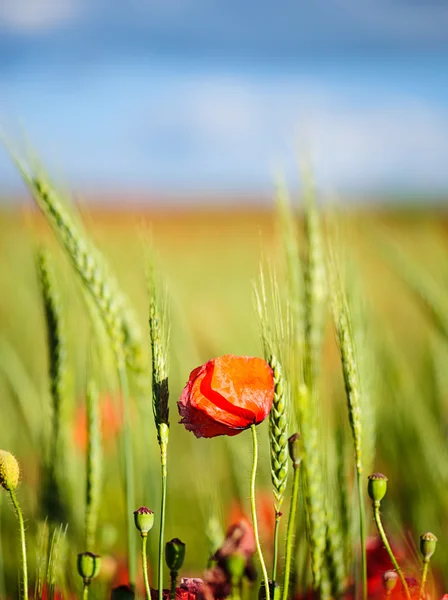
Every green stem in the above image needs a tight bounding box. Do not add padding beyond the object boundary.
[272,512,281,581]
[117,356,136,588]
[142,535,151,600]
[372,505,410,600]
[82,583,89,600]
[357,470,367,600]
[231,578,242,600]
[170,570,178,600]
[250,425,270,600]
[158,444,168,600]
[282,465,300,600]
[420,560,429,598]
[9,490,28,600]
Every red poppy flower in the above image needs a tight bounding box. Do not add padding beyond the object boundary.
[178,355,274,438]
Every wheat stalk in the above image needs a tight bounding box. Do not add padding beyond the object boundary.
[302,166,326,391]
[147,255,170,600]
[254,268,289,581]
[85,381,102,551]
[13,160,138,585]
[328,244,366,599]
[36,249,68,524]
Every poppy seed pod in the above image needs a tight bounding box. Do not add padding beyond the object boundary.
[288,433,301,468]
[382,571,398,593]
[0,450,20,492]
[420,532,438,562]
[165,538,186,571]
[367,473,388,505]
[178,355,274,438]
[77,552,101,583]
[133,507,154,535]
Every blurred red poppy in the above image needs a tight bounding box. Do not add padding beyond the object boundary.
[228,493,276,549]
[74,395,123,451]
[178,355,274,438]
[150,579,204,600]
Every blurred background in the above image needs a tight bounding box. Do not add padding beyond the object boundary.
[1,2,448,598]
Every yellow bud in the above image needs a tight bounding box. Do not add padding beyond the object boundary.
[0,450,20,492]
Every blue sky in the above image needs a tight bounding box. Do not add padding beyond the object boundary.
[0,0,448,198]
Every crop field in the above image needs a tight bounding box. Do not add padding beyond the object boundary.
[1,163,448,600]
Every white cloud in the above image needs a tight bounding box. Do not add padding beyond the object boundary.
[137,73,448,190]
[0,0,82,32]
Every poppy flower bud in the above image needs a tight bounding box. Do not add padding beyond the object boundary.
[420,532,438,562]
[225,552,246,582]
[382,571,398,593]
[165,538,186,571]
[111,585,135,599]
[77,552,101,584]
[0,450,20,492]
[288,433,301,468]
[133,507,154,536]
[367,473,388,506]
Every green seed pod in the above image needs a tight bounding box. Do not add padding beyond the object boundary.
[420,532,438,562]
[165,538,186,571]
[77,552,101,583]
[133,507,154,536]
[225,552,246,582]
[0,450,20,492]
[367,473,388,505]
[288,433,302,468]
[111,585,135,599]
[258,580,280,600]
[382,571,398,593]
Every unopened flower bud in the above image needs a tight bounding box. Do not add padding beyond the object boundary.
[259,580,280,600]
[367,473,388,505]
[288,433,301,468]
[133,507,154,536]
[111,585,135,599]
[420,532,438,562]
[165,538,186,571]
[77,552,101,583]
[0,450,20,492]
[382,571,398,593]
[225,552,246,582]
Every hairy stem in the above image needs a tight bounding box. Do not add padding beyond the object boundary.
[170,570,178,600]
[82,583,89,600]
[420,560,429,599]
[142,535,151,600]
[272,512,281,581]
[9,490,28,600]
[282,465,300,600]
[372,505,410,600]
[250,425,270,600]
[357,471,367,600]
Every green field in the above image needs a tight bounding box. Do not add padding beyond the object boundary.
[1,186,448,600]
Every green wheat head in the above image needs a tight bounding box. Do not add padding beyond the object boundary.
[36,248,69,523]
[148,257,170,449]
[254,269,289,512]
[13,157,147,386]
[302,166,327,392]
[328,259,363,474]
